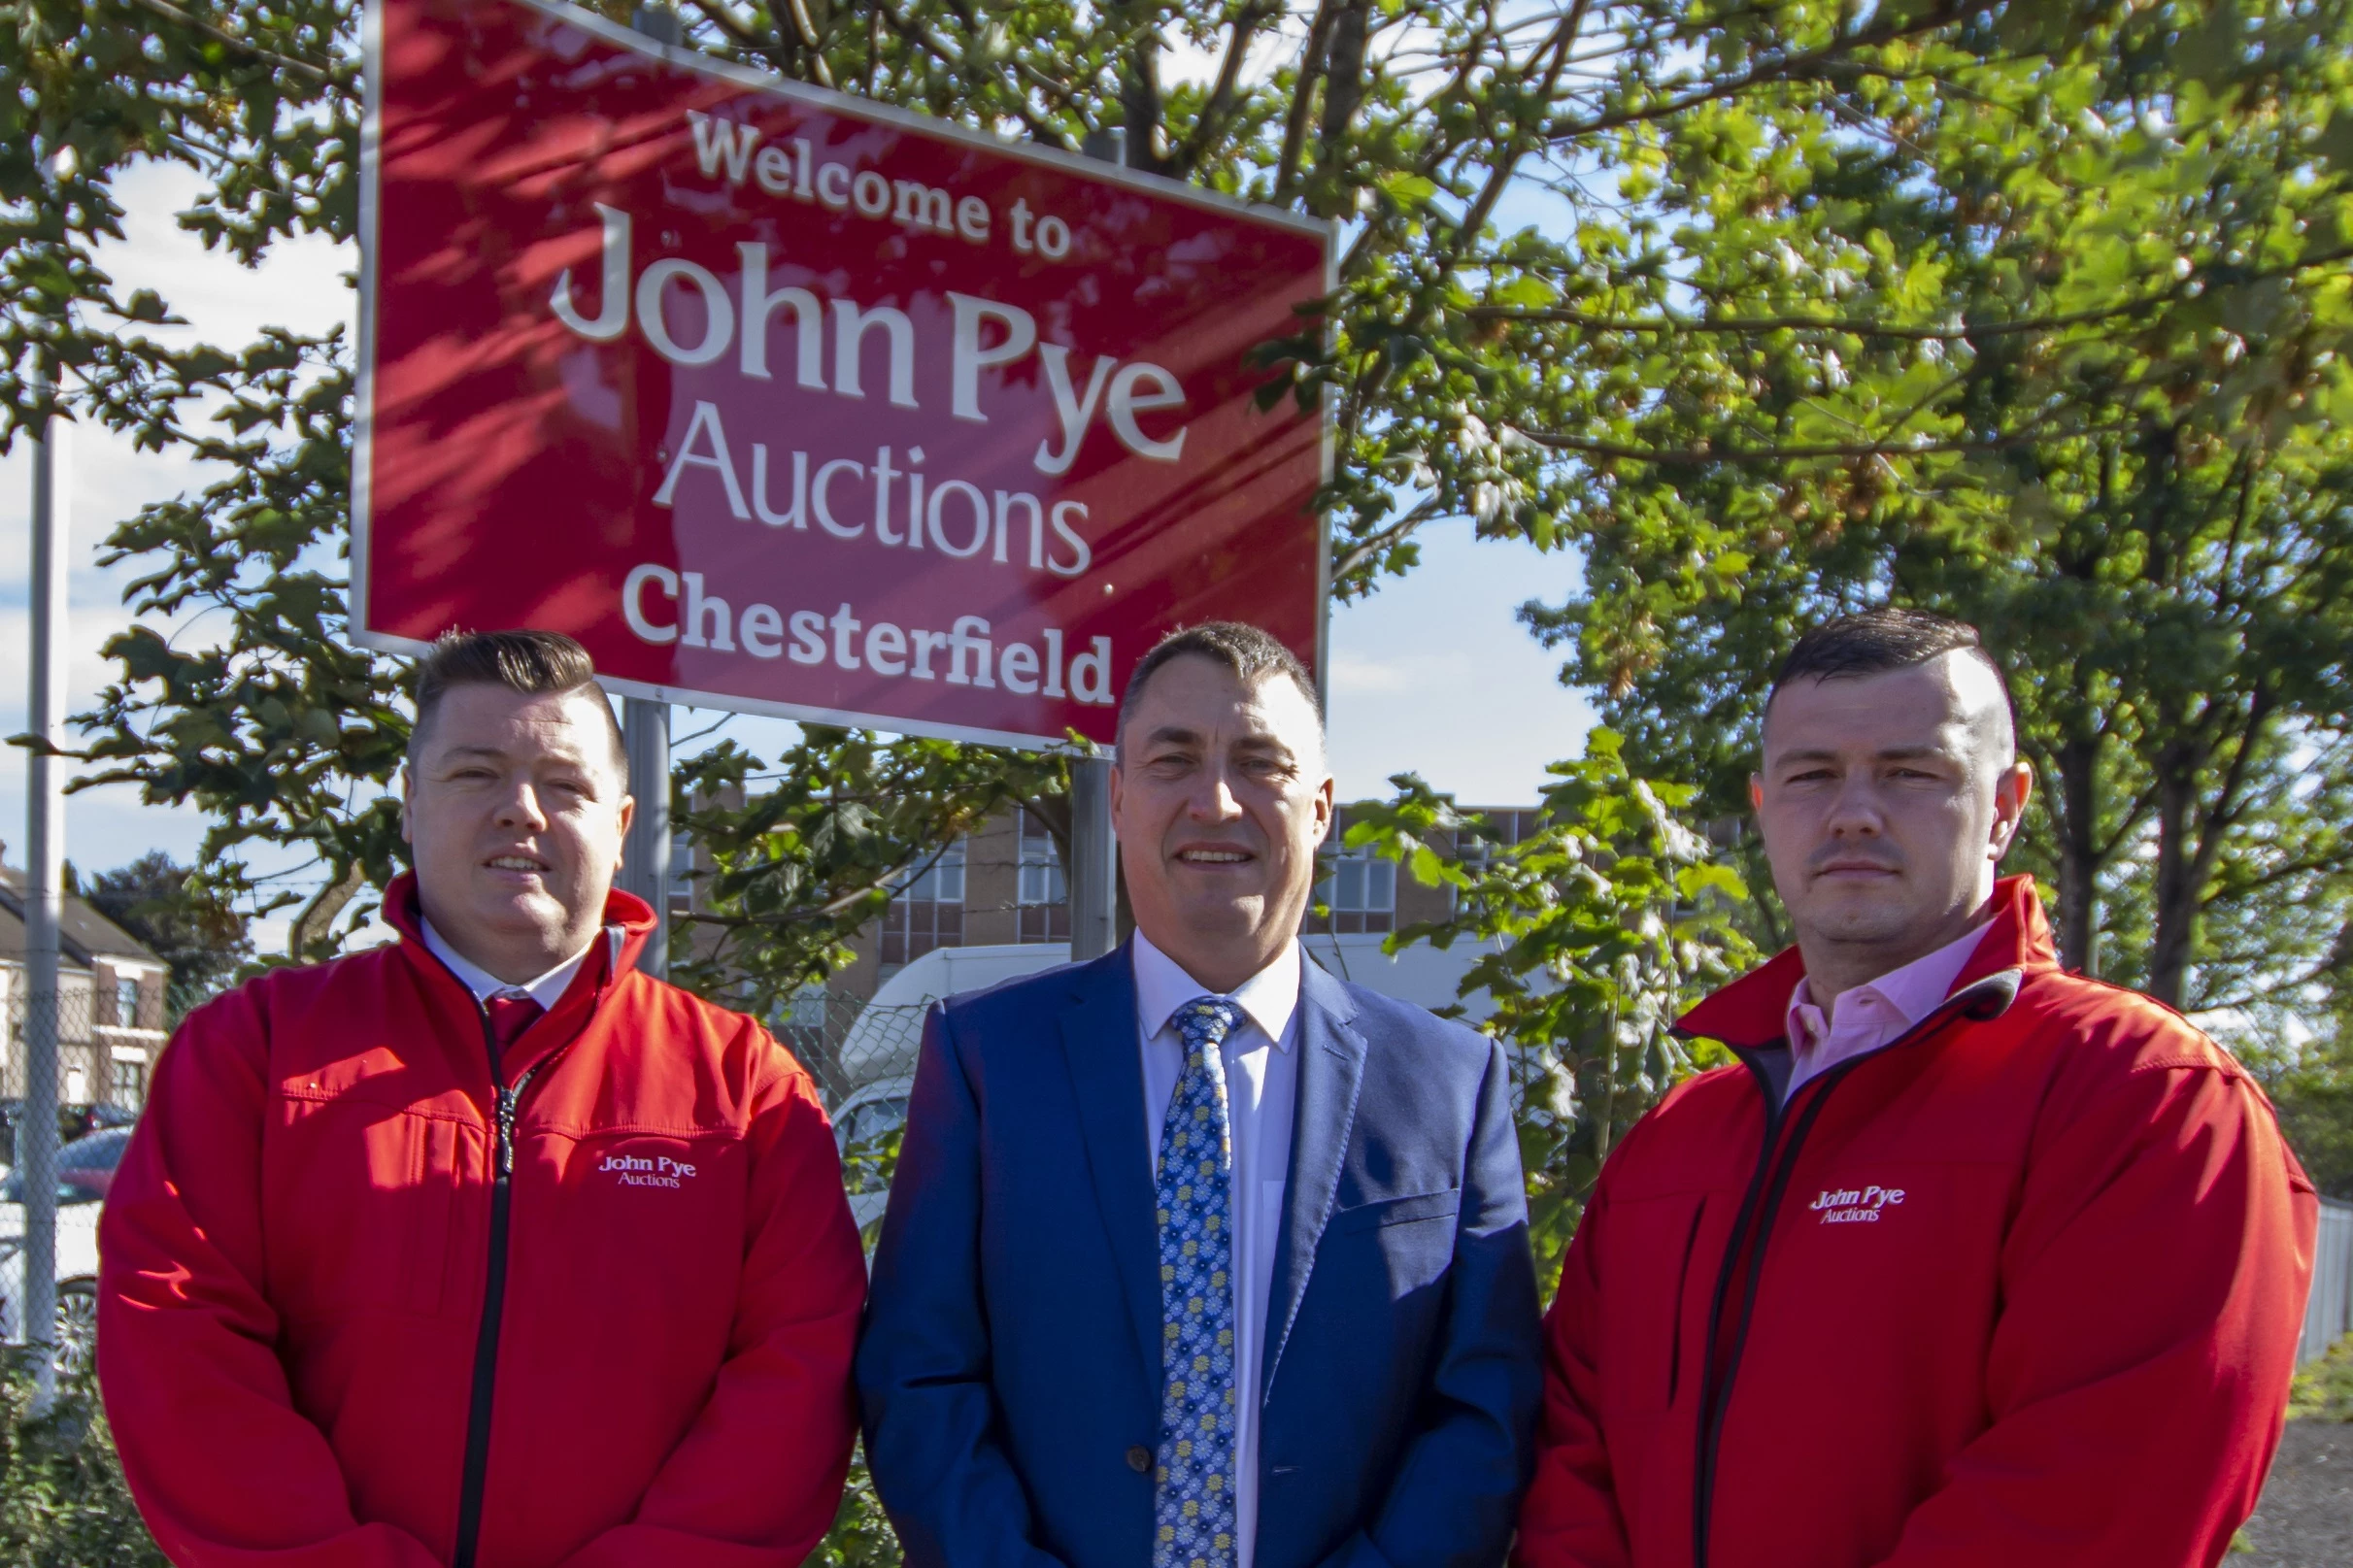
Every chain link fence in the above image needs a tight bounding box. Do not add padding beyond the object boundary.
[772,989,932,1235]
[0,984,148,1384]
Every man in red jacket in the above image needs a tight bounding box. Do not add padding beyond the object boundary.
[99,630,865,1568]
[1516,608,2316,1568]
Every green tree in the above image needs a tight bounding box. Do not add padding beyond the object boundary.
[4,0,2180,991]
[79,850,253,1021]
[1503,0,2353,1013]
[1341,730,1756,1278]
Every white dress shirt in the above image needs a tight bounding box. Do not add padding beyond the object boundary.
[420,917,591,1009]
[1132,930,1301,1568]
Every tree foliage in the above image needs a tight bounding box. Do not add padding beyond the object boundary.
[0,0,2197,989]
[1508,0,2353,1012]
[1342,730,1756,1279]
[670,731,1066,1014]
[78,850,253,1020]
[0,1359,166,1568]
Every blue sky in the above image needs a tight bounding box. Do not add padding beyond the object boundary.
[0,159,1594,946]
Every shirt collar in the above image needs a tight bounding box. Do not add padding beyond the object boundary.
[1131,929,1302,1052]
[1786,917,1993,1046]
[420,917,592,1010]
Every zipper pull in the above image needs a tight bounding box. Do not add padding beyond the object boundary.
[496,1088,519,1175]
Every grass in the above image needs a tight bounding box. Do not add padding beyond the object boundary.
[2286,1332,2353,1422]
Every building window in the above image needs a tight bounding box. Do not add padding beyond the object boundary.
[670,830,696,910]
[117,975,141,1029]
[1015,809,1070,944]
[1317,814,1396,935]
[1456,810,1541,869]
[879,839,966,967]
[110,1055,146,1109]
[788,982,829,1031]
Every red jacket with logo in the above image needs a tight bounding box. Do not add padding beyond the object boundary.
[98,876,865,1568]
[1515,877,2316,1568]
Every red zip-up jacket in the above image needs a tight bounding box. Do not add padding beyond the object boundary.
[98,875,865,1568]
[1516,876,2316,1568]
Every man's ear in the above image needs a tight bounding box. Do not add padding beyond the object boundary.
[616,793,635,849]
[1748,774,1765,813]
[1990,760,2034,860]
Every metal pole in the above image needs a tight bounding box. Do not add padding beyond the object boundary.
[1068,754,1118,960]
[615,2,679,982]
[1067,128,1128,962]
[621,698,670,980]
[22,396,66,1414]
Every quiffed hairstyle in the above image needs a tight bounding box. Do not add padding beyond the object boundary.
[1768,606,2014,720]
[1117,621,1322,747]
[408,629,627,773]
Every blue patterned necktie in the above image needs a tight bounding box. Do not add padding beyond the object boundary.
[1154,997,1244,1568]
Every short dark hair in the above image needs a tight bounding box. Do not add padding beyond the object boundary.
[1117,622,1322,751]
[408,629,626,775]
[1767,607,2012,717]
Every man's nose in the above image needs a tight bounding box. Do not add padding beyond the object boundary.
[492,781,551,831]
[1824,773,1886,835]
[1186,764,1245,821]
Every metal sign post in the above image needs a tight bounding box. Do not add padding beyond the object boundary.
[21,394,66,1414]
[1067,126,1126,963]
[1067,753,1117,960]
[619,697,670,978]
[614,2,679,982]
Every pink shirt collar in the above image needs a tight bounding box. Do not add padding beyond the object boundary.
[1783,920,1993,1102]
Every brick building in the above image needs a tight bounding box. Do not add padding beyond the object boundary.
[0,866,172,1113]
[758,802,1544,1002]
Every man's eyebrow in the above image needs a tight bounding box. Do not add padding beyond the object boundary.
[1143,724,1204,749]
[433,743,595,766]
[1769,744,1952,765]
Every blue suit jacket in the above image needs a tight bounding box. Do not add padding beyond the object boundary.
[856,943,1542,1568]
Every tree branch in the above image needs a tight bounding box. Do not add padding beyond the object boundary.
[1331,494,1447,584]
[121,0,331,80]
[1542,5,1971,144]
[1173,0,1285,176]
[1514,420,2140,465]
[1274,0,1340,203]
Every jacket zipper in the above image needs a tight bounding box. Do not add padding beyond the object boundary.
[1687,979,2016,1568]
[450,1004,584,1568]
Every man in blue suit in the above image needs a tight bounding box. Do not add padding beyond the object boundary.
[857,621,1543,1568]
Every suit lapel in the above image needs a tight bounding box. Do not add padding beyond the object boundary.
[1261,959,1364,1400]
[1058,945,1163,1381]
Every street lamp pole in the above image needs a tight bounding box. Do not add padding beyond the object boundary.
[21,386,67,1416]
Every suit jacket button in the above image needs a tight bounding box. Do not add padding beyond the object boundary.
[1126,1446,1153,1474]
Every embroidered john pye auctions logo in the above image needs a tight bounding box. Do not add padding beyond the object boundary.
[598,1151,697,1189]
[1809,1184,1905,1224]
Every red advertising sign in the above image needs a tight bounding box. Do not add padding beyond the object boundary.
[354,0,1328,749]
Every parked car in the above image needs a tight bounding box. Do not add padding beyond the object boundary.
[0,1101,137,1170]
[0,1198,103,1376]
[0,1125,135,1205]
[834,1076,913,1234]
[0,1127,134,1376]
